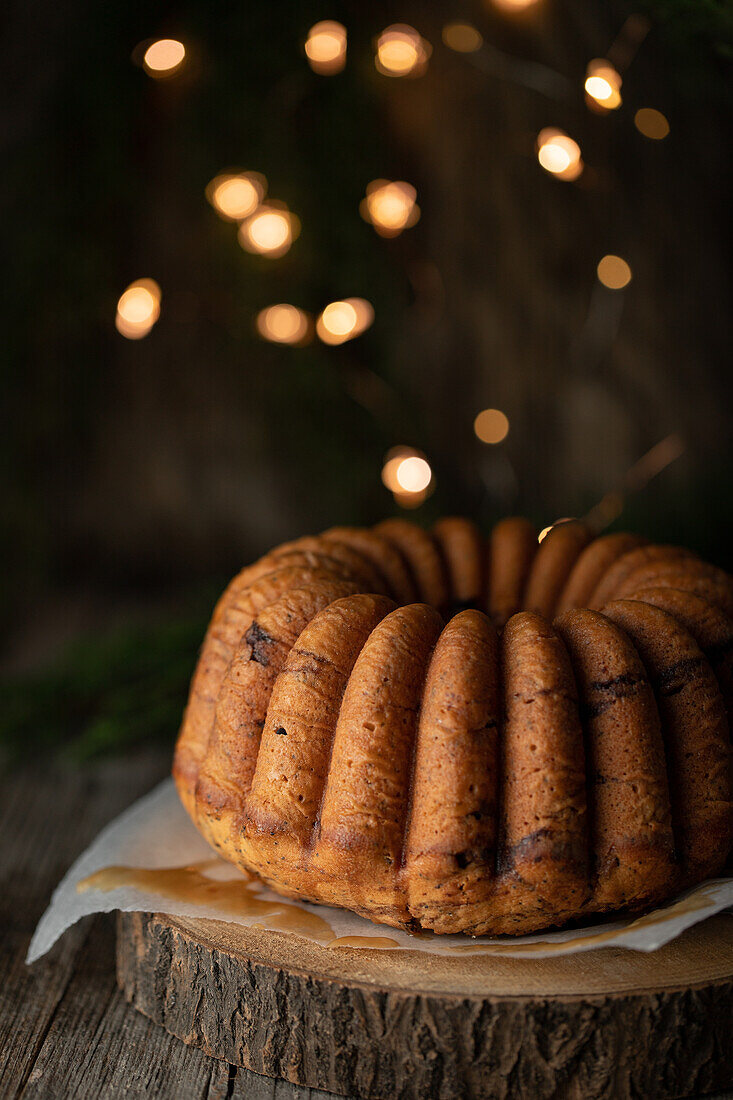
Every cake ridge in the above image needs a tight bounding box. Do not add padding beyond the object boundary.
[555,607,675,910]
[603,599,733,884]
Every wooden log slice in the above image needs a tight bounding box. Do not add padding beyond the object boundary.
[117,910,733,1100]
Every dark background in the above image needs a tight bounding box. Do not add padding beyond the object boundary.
[2,0,731,758]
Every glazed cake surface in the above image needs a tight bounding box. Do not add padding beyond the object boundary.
[173,517,733,935]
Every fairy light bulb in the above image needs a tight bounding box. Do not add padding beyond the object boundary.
[442,23,483,52]
[381,446,433,506]
[539,517,576,542]
[206,173,265,221]
[474,408,510,444]
[375,25,430,77]
[322,300,357,336]
[635,108,670,140]
[537,128,583,181]
[316,298,373,345]
[585,59,622,110]
[597,255,632,289]
[142,39,185,77]
[395,455,432,492]
[238,206,299,258]
[115,279,161,339]
[256,304,310,345]
[305,21,347,74]
[361,180,419,237]
[492,0,540,10]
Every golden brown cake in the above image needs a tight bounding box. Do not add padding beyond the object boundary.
[173,517,733,935]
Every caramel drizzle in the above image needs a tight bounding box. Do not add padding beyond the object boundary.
[329,935,400,949]
[77,862,717,956]
[77,861,334,943]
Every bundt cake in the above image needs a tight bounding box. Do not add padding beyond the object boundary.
[172,517,733,935]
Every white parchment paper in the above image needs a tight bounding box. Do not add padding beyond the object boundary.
[27,778,733,963]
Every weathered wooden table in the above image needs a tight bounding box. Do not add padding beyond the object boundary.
[1,749,731,1100]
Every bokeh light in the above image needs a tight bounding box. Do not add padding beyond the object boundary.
[256,304,311,345]
[396,456,432,492]
[238,206,299,258]
[635,108,670,140]
[584,59,622,110]
[305,21,347,74]
[442,23,483,52]
[474,408,510,444]
[538,517,576,543]
[381,446,434,507]
[206,172,265,221]
[381,447,414,492]
[491,0,541,11]
[537,128,583,181]
[597,254,632,290]
[316,298,374,345]
[142,39,186,77]
[360,180,419,237]
[375,25,430,77]
[115,279,161,339]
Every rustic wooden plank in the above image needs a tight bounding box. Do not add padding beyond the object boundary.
[207,1060,339,1100]
[205,1062,238,1100]
[0,752,171,1098]
[0,760,98,1098]
[0,918,95,1099]
[21,917,215,1100]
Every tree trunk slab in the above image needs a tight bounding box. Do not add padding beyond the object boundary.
[117,910,733,1099]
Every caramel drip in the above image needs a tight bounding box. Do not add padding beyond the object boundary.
[76,862,334,942]
[328,936,400,949]
[75,864,716,955]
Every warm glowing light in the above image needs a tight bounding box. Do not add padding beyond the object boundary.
[634,108,670,140]
[238,206,299,258]
[256,304,310,345]
[597,254,632,290]
[375,25,430,77]
[586,76,613,100]
[396,456,432,492]
[206,173,265,221]
[323,301,357,336]
[538,517,576,543]
[474,408,510,444]
[537,128,583,181]
[381,446,433,505]
[316,298,374,345]
[143,39,186,76]
[584,59,622,110]
[361,180,419,237]
[442,23,483,52]
[305,21,347,74]
[381,447,414,491]
[117,281,160,324]
[491,0,540,11]
[115,279,161,339]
